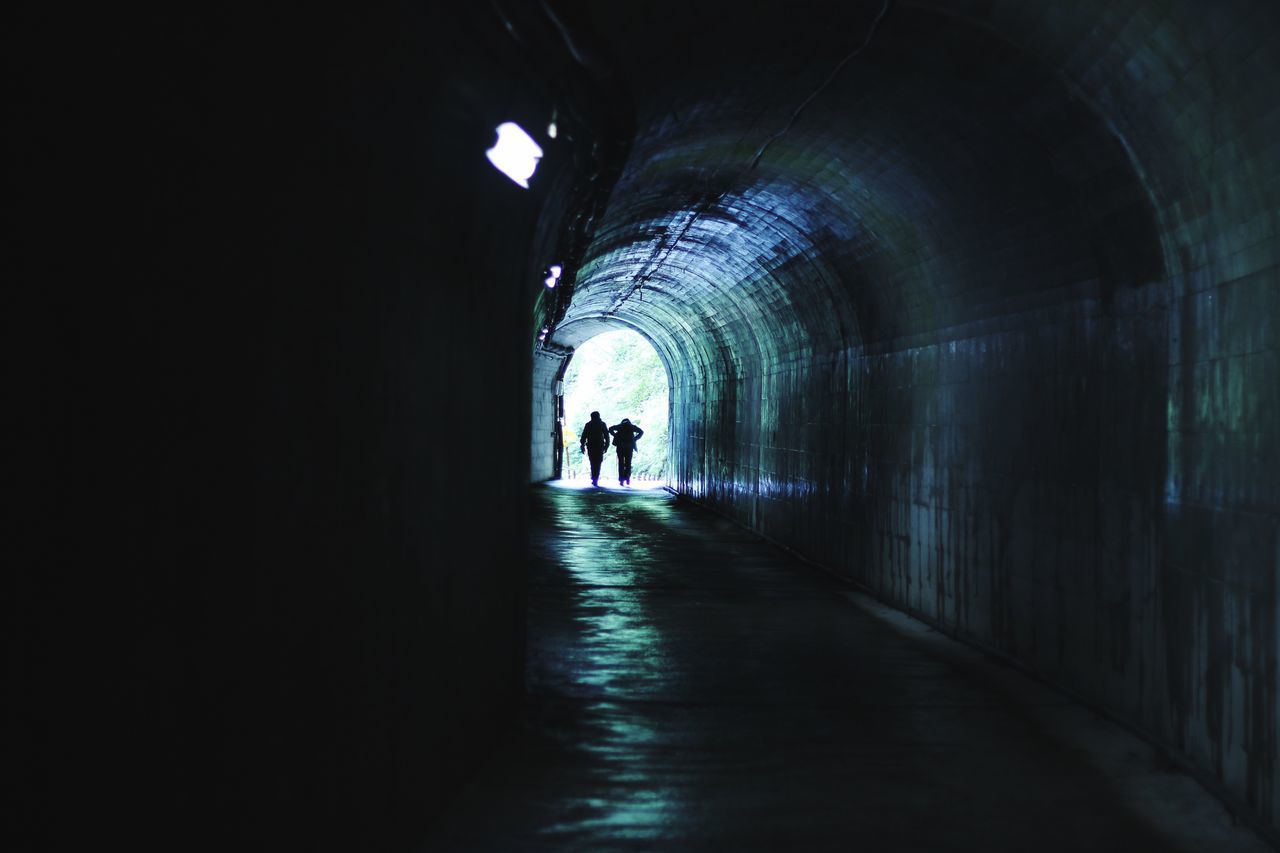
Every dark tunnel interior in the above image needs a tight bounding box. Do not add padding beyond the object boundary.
[9,1,1280,849]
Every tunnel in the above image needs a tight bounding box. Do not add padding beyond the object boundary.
[9,0,1279,850]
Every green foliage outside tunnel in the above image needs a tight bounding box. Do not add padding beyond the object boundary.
[562,330,669,482]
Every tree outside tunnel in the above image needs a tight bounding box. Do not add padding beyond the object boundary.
[562,330,669,483]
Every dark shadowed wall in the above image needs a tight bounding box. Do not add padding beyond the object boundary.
[9,4,598,849]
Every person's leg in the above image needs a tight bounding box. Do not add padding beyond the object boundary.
[589,451,602,485]
[620,450,632,484]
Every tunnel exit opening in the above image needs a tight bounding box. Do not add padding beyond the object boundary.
[560,329,669,487]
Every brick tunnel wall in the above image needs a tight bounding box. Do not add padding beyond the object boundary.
[532,349,565,482]
[551,0,1280,835]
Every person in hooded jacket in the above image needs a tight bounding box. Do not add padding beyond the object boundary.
[608,418,644,486]
[579,411,610,486]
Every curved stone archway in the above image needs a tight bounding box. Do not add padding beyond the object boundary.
[534,0,1280,836]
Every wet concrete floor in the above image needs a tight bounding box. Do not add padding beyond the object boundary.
[427,483,1269,852]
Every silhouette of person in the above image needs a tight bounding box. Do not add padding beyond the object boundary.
[608,418,644,486]
[579,411,610,486]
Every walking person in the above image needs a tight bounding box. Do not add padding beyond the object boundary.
[579,411,610,487]
[608,418,644,486]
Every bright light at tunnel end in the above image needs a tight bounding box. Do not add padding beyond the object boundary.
[486,122,542,188]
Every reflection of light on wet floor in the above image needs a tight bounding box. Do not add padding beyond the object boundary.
[559,529,668,691]
[542,491,682,838]
[539,704,680,840]
[430,486,1271,851]
[549,477,670,492]
[571,600,664,690]
[541,791,677,839]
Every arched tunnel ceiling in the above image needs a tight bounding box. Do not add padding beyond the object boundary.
[538,3,1280,835]
[549,0,1182,370]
